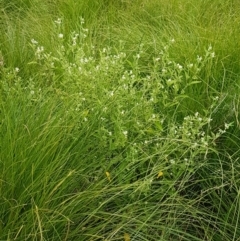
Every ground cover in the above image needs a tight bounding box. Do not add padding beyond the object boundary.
[0,0,240,240]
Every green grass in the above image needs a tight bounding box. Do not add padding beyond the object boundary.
[0,0,240,240]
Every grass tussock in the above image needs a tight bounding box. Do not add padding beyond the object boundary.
[0,0,240,240]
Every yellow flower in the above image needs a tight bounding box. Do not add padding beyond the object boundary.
[105,171,111,181]
[124,233,130,241]
[157,171,163,178]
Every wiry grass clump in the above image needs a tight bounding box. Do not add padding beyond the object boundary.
[0,0,240,240]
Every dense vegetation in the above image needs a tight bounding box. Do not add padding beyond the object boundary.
[0,0,240,240]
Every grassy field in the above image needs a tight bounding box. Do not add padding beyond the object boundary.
[0,0,240,240]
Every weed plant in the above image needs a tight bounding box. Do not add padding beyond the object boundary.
[0,0,240,240]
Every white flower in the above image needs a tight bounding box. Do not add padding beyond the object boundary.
[15,67,20,72]
[224,123,232,130]
[197,55,202,63]
[162,68,167,73]
[219,129,226,134]
[210,52,215,58]
[123,131,128,137]
[58,33,64,39]
[80,17,85,25]
[177,63,183,70]
[207,118,212,123]
[54,18,62,25]
[31,39,38,45]
[36,46,44,53]
[170,159,175,164]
